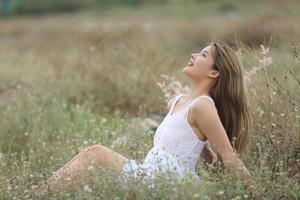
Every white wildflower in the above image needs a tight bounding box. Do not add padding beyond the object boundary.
[88,165,95,171]
[217,190,224,195]
[83,184,92,192]
[244,44,272,85]
[244,66,260,84]
[156,74,190,105]
[111,135,128,149]
[259,44,272,67]
[31,185,38,189]
[138,118,159,130]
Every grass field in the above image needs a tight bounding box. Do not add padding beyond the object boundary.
[0,1,299,199]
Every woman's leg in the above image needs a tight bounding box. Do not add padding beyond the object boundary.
[40,144,129,193]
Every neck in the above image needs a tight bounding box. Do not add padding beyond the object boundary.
[185,79,212,101]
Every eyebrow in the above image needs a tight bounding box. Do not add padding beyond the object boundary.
[202,50,209,55]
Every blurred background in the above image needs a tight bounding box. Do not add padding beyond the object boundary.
[1,0,299,115]
[0,0,299,199]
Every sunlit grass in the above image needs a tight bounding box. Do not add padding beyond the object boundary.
[0,2,299,199]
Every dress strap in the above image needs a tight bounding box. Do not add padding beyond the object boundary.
[168,94,183,115]
[184,95,215,119]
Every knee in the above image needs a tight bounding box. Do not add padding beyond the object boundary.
[81,144,103,157]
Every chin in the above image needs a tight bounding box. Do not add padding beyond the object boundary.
[182,66,193,77]
[182,67,201,81]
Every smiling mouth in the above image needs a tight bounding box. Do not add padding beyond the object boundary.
[187,59,194,67]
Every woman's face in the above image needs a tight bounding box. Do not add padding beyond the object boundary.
[182,45,219,81]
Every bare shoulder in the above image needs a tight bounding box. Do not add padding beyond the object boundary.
[189,97,220,129]
[191,97,217,115]
[190,97,236,162]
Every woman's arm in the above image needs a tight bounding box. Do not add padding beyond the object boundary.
[191,99,256,192]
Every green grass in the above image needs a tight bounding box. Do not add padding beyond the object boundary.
[0,1,299,199]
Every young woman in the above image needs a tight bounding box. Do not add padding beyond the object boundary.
[39,41,256,193]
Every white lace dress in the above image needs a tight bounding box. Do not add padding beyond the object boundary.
[118,94,215,189]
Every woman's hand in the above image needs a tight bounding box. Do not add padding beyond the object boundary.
[232,157,259,196]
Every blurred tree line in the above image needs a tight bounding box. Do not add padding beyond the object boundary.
[0,0,176,15]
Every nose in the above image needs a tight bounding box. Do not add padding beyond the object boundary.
[190,53,197,59]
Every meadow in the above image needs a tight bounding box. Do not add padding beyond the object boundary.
[0,1,299,199]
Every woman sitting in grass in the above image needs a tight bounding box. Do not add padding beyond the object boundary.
[39,41,256,194]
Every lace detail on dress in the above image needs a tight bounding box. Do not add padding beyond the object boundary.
[121,93,215,187]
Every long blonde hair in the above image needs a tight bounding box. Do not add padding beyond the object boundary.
[209,41,253,157]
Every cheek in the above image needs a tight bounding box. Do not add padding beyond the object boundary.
[182,58,212,79]
[194,57,211,68]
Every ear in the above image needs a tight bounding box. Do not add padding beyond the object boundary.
[209,70,220,79]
